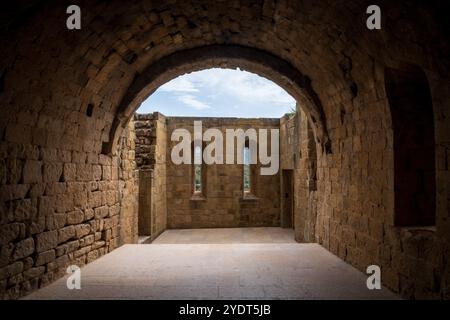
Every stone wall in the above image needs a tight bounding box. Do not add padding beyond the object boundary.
[311,66,450,299]
[134,113,312,233]
[297,109,318,243]
[0,132,132,299]
[279,112,298,229]
[165,117,281,229]
[280,113,298,173]
[134,113,167,240]
[118,120,138,245]
[280,108,318,241]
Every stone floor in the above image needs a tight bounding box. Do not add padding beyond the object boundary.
[153,227,296,244]
[26,228,398,300]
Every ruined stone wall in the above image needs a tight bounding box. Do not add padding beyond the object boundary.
[118,120,138,245]
[279,112,298,229]
[280,114,298,172]
[134,114,157,169]
[296,109,318,243]
[280,109,318,242]
[152,114,168,238]
[166,117,280,229]
[134,113,167,240]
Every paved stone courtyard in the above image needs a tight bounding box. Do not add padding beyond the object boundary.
[152,227,296,244]
[26,228,398,300]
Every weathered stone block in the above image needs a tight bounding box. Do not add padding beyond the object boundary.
[36,230,58,253]
[8,273,23,286]
[102,166,112,180]
[98,154,111,166]
[55,255,69,269]
[94,206,109,219]
[14,199,36,222]
[43,163,63,183]
[38,196,55,216]
[88,191,102,208]
[46,213,66,231]
[40,148,58,162]
[75,224,91,238]
[12,238,34,260]
[66,182,84,194]
[58,226,76,244]
[5,159,22,184]
[79,235,94,247]
[5,123,31,145]
[23,160,42,184]
[45,182,66,195]
[62,163,76,182]
[77,164,93,181]
[67,209,85,225]
[0,243,14,268]
[23,257,34,271]
[87,250,99,263]
[93,165,102,181]
[74,246,91,258]
[92,241,105,250]
[106,190,116,206]
[102,229,112,241]
[0,261,23,281]
[23,266,45,280]
[73,191,87,208]
[108,204,120,217]
[103,218,114,230]
[55,240,79,257]
[0,223,23,246]
[84,208,94,221]
[0,185,30,202]
[35,249,55,266]
[94,232,102,241]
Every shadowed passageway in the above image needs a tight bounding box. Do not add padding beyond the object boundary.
[1,1,449,300]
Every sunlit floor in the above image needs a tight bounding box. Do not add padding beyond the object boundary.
[153,227,296,244]
[26,228,398,300]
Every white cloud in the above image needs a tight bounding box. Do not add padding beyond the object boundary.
[222,71,294,106]
[178,95,211,110]
[148,68,295,116]
[159,77,199,93]
[164,68,295,107]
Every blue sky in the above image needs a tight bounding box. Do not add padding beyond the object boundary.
[136,68,296,118]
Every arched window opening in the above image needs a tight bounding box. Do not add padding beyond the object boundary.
[243,141,251,194]
[194,145,202,194]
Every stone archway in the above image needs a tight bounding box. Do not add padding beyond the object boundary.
[103,44,331,156]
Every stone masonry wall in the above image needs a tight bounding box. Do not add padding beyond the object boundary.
[0,138,127,299]
[279,112,298,228]
[280,113,298,173]
[118,120,138,245]
[297,109,318,243]
[166,117,280,229]
[280,108,318,242]
[134,113,167,240]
